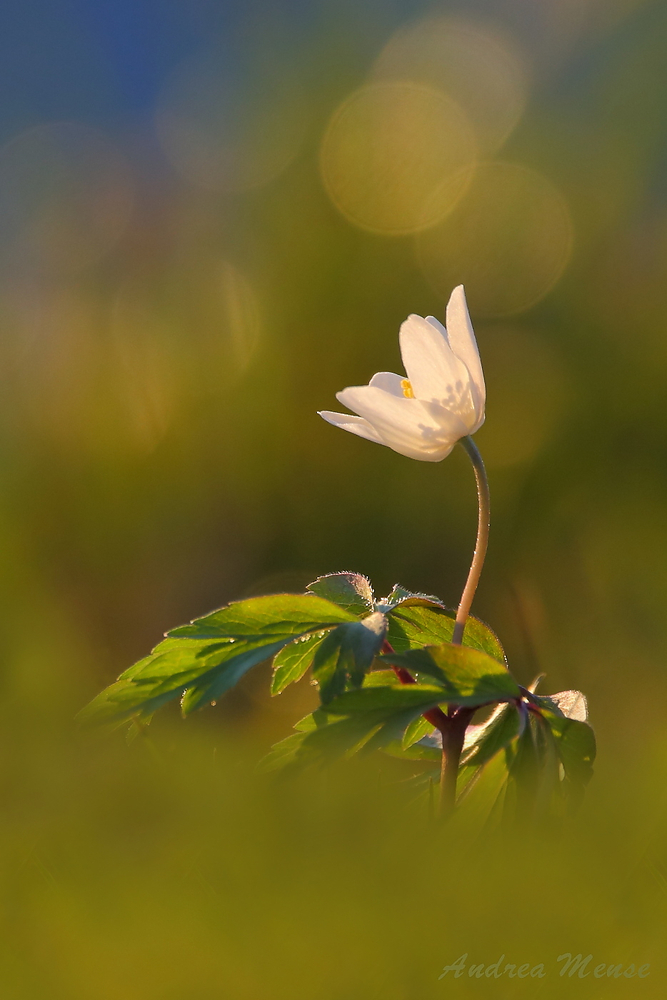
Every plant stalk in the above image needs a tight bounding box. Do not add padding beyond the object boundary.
[438,709,473,817]
[452,436,490,645]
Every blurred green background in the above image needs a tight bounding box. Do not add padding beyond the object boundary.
[1,0,667,996]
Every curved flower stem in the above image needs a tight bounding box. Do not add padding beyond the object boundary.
[451,436,490,646]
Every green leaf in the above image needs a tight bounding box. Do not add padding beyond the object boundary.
[312,612,387,703]
[180,639,291,715]
[543,711,596,788]
[262,678,444,769]
[262,708,388,769]
[300,713,387,759]
[258,731,310,772]
[386,604,505,664]
[382,584,413,606]
[80,634,294,725]
[120,638,234,683]
[505,710,561,822]
[167,593,358,639]
[80,592,365,725]
[382,738,442,762]
[323,683,447,715]
[379,584,443,609]
[270,631,330,695]
[380,643,520,707]
[306,572,374,618]
[454,751,510,825]
[300,705,433,762]
[531,689,588,722]
[362,669,404,688]
[460,703,523,769]
[402,714,436,749]
[77,679,183,728]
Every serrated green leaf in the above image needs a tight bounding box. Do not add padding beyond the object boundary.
[298,706,432,762]
[460,703,523,769]
[533,690,588,722]
[380,643,519,707]
[257,731,310,772]
[311,612,387,703]
[81,633,312,726]
[362,669,404,688]
[359,709,436,756]
[306,573,374,618]
[270,631,330,695]
[301,713,387,759]
[264,681,442,769]
[382,739,442,762]
[118,637,221,680]
[383,584,413,605]
[402,714,436,749]
[323,683,447,715]
[543,711,596,787]
[121,640,235,684]
[77,678,184,728]
[168,593,358,639]
[455,751,510,824]
[386,604,505,664]
[505,711,561,822]
[180,638,292,715]
[293,709,328,732]
[380,584,444,609]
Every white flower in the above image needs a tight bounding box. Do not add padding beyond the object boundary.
[318,285,485,462]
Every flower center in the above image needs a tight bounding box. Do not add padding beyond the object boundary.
[401,379,414,398]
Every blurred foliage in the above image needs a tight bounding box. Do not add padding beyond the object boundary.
[1,0,667,993]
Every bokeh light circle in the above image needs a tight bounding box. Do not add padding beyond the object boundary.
[320,82,477,236]
[0,122,133,273]
[156,50,308,192]
[371,16,528,154]
[416,161,574,316]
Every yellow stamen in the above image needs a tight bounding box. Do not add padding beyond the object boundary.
[401,379,414,398]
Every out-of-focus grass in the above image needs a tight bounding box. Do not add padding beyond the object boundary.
[0,705,665,1000]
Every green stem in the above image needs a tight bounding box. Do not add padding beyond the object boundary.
[452,436,490,646]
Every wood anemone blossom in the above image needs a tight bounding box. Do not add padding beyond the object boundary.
[318,284,485,462]
[318,284,491,814]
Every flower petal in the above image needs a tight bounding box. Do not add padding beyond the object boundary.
[399,314,479,430]
[369,371,404,396]
[444,284,485,413]
[425,312,484,431]
[335,385,464,462]
[318,410,384,445]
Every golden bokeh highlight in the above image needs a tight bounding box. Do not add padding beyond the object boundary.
[320,82,476,236]
[156,51,308,192]
[371,15,528,154]
[417,161,574,316]
[0,122,133,274]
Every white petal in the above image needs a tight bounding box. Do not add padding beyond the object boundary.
[425,315,448,337]
[335,385,464,462]
[444,285,486,413]
[369,371,404,396]
[318,410,384,445]
[399,314,479,431]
